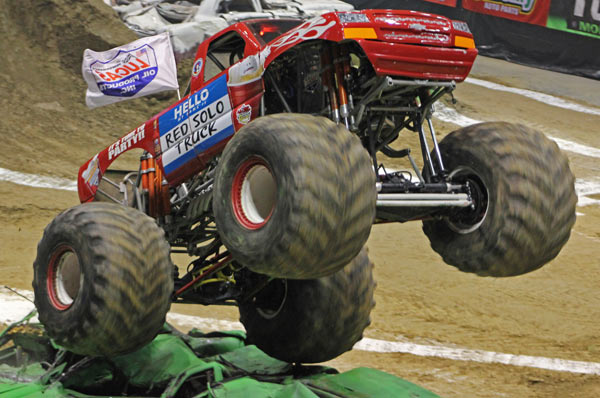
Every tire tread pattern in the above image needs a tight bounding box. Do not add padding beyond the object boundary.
[239,248,376,363]
[423,122,577,276]
[214,114,376,279]
[33,202,173,356]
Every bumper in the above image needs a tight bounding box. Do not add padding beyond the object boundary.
[357,40,477,82]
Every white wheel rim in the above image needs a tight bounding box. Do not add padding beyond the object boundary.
[49,249,81,310]
[232,157,277,229]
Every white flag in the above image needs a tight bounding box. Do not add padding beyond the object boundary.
[82,33,179,109]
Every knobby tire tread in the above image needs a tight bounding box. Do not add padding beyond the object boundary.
[423,122,577,276]
[238,248,376,363]
[214,114,376,279]
[33,202,173,356]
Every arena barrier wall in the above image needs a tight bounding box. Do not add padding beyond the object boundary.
[348,0,600,80]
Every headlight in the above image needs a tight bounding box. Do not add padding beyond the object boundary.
[338,13,370,24]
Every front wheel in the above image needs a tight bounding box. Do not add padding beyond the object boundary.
[423,122,577,277]
[213,113,376,279]
[33,203,173,356]
[238,248,375,363]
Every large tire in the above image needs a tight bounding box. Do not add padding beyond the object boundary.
[423,122,577,277]
[33,202,173,356]
[213,113,376,279]
[238,247,375,363]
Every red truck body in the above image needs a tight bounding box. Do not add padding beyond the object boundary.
[78,9,476,207]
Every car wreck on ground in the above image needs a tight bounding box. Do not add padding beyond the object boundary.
[102,0,354,56]
[0,317,439,398]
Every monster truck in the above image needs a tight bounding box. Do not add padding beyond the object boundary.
[33,10,577,363]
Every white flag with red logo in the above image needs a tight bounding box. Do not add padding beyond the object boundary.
[82,32,179,109]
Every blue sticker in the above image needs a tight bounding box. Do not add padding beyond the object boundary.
[192,58,203,76]
[158,75,230,151]
[159,75,234,176]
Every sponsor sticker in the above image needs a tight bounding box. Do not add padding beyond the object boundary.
[159,75,231,152]
[161,114,234,175]
[108,125,146,160]
[90,45,158,97]
[192,58,203,76]
[158,75,234,175]
[547,0,600,38]
[82,154,101,188]
[462,0,551,26]
[236,104,252,125]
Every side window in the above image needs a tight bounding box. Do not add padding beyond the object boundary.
[204,32,246,82]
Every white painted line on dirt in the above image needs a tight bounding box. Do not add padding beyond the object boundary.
[573,230,600,244]
[550,137,600,159]
[575,178,600,207]
[465,77,600,117]
[434,103,482,127]
[435,106,599,206]
[164,308,600,376]
[0,167,77,191]
[435,104,600,160]
[354,338,600,375]
[0,287,38,324]
[2,287,599,375]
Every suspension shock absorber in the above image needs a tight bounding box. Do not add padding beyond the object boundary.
[141,153,157,217]
[340,45,356,129]
[154,165,171,216]
[140,153,153,215]
[333,45,351,130]
[321,45,340,124]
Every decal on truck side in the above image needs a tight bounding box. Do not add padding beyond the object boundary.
[108,124,146,160]
[82,154,100,189]
[159,75,234,176]
[236,104,252,124]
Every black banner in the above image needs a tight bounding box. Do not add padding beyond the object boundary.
[347,0,600,80]
[548,0,600,39]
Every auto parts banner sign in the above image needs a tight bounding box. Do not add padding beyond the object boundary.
[546,0,600,39]
[82,33,179,109]
[421,0,457,6]
[462,0,551,25]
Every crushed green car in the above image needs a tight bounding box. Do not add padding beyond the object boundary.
[0,315,439,398]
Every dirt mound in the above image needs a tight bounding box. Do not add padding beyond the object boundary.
[0,0,182,178]
[3,0,136,72]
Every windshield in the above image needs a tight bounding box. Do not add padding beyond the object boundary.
[246,19,304,45]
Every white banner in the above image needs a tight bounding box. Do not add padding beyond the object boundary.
[82,32,179,109]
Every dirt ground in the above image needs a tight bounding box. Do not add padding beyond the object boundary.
[1,1,599,397]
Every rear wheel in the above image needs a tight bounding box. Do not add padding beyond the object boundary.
[33,202,173,356]
[423,122,577,276]
[238,248,375,363]
[214,113,376,279]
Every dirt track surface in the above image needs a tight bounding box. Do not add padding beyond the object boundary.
[1,1,599,397]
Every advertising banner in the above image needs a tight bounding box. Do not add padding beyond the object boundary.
[462,0,551,25]
[82,33,179,109]
[421,0,457,6]
[546,0,600,39]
